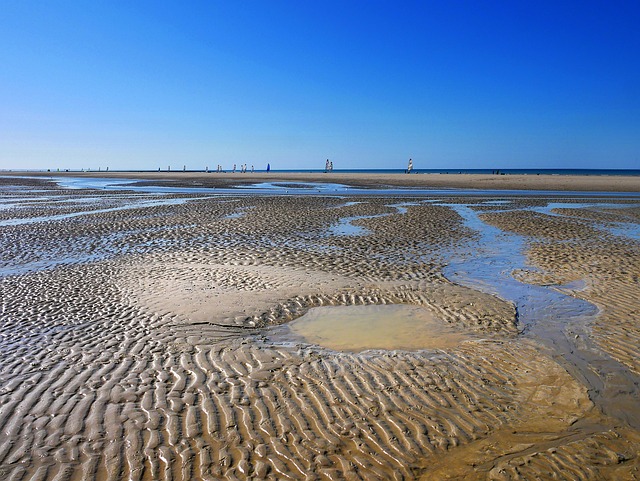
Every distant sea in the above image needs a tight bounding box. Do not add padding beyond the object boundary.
[276,168,640,176]
[4,168,640,176]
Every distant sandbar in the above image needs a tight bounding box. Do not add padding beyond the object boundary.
[9,170,640,192]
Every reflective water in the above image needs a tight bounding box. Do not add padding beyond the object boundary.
[326,217,370,236]
[325,202,425,237]
[0,254,107,277]
[0,197,192,227]
[283,305,475,352]
[443,203,599,332]
[530,202,640,240]
[224,207,253,219]
[236,182,349,192]
[444,202,640,429]
[49,177,139,190]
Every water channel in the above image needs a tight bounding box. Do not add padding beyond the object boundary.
[443,202,640,430]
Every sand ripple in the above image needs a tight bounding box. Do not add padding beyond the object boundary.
[0,262,592,480]
[1,179,639,479]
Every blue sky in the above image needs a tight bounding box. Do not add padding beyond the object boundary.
[1,1,639,171]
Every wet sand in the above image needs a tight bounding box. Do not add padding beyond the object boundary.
[7,169,640,192]
[0,174,639,479]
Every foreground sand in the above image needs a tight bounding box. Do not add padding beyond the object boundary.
[0,174,639,479]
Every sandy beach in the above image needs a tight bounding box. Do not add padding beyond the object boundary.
[10,169,640,192]
[1,173,639,480]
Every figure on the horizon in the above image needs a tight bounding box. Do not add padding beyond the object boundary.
[329,161,333,172]
[325,159,330,172]
[407,158,413,174]
[251,165,254,173]
[233,164,236,173]
[267,163,271,172]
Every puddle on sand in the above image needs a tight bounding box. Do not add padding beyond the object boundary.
[0,197,194,227]
[325,202,424,237]
[277,304,475,352]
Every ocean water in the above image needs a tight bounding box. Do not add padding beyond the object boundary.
[273,168,640,176]
[5,168,640,176]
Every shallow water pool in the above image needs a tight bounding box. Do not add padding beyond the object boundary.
[282,304,476,352]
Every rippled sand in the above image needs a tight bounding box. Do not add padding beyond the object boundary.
[1,175,639,480]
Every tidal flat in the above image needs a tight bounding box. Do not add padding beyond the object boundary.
[1,173,639,480]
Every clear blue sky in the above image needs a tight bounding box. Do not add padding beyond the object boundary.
[1,1,639,171]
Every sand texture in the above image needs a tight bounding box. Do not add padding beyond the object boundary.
[0,174,639,480]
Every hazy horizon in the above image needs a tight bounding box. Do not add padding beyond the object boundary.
[2,1,639,171]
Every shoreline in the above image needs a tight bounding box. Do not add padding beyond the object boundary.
[4,170,640,192]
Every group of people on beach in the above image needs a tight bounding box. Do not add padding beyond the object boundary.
[231,164,253,173]
[324,159,334,172]
[205,164,255,173]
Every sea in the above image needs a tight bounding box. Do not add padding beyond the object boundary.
[6,168,640,176]
[271,169,640,176]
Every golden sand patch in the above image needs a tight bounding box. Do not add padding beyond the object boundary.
[419,340,596,479]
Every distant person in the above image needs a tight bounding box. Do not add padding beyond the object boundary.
[325,159,330,172]
[267,163,271,172]
[329,161,333,172]
[233,163,236,173]
[251,165,254,173]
